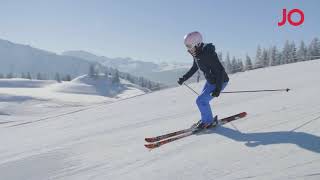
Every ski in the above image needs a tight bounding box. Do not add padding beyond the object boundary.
[145,131,194,149]
[144,112,247,149]
[145,112,247,143]
[145,128,192,143]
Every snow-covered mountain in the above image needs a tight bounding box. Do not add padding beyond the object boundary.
[0,60,319,179]
[62,50,158,71]
[0,39,187,85]
[0,39,99,77]
[62,50,191,85]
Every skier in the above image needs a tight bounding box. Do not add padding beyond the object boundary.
[178,31,229,129]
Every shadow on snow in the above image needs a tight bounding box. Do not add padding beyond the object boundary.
[200,126,320,154]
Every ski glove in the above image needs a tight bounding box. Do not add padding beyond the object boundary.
[178,77,186,85]
[211,88,221,97]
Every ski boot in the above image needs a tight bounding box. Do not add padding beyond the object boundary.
[192,116,218,131]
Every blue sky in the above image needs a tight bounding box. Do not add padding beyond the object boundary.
[0,0,319,63]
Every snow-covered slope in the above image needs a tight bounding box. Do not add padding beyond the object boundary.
[0,60,320,180]
[0,76,147,125]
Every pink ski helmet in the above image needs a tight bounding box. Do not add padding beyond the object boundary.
[184,31,203,49]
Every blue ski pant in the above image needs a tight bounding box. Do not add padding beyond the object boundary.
[196,81,228,123]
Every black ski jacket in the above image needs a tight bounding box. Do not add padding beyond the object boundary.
[182,43,229,91]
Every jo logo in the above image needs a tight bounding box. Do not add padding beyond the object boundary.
[278,8,304,27]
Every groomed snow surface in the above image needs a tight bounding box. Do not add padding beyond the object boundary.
[0,75,146,125]
[0,60,320,180]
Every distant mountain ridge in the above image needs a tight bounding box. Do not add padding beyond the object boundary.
[62,50,191,85]
[0,38,190,85]
[0,39,94,77]
[62,50,163,73]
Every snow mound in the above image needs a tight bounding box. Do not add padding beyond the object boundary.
[0,75,148,121]
[48,74,147,97]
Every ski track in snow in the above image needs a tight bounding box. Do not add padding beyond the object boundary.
[0,60,320,179]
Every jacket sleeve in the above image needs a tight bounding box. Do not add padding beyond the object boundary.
[211,51,224,91]
[182,59,198,81]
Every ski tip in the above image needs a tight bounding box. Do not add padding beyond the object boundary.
[144,143,157,149]
[145,138,155,143]
[240,112,247,117]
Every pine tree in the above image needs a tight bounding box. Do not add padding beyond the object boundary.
[231,56,238,73]
[21,73,26,79]
[89,64,96,77]
[112,70,120,84]
[153,83,161,91]
[42,74,47,80]
[254,45,263,68]
[315,38,320,58]
[276,51,282,65]
[6,72,13,79]
[26,72,32,80]
[146,81,152,89]
[126,73,132,83]
[307,43,313,60]
[55,73,61,83]
[309,37,320,59]
[261,48,269,67]
[139,77,146,87]
[36,73,43,80]
[289,41,297,63]
[269,46,278,66]
[237,59,244,72]
[104,69,109,78]
[64,74,72,81]
[245,54,253,70]
[225,52,233,73]
[297,41,308,61]
[281,40,291,64]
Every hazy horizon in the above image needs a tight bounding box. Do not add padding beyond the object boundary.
[0,0,319,63]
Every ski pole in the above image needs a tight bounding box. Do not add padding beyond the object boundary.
[184,83,290,95]
[183,83,199,95]
[222,88,290,94]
